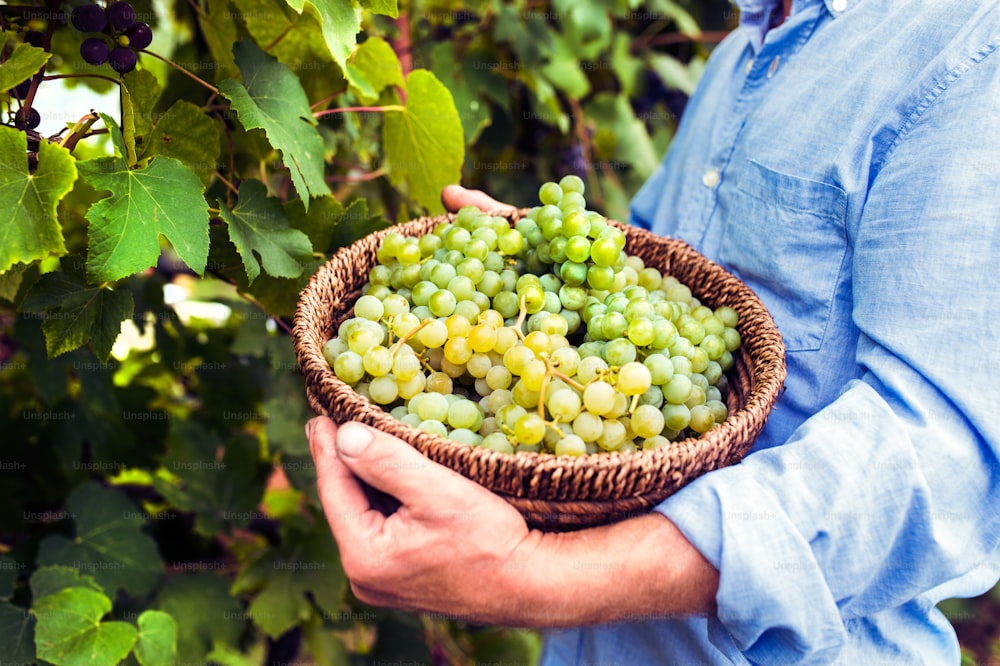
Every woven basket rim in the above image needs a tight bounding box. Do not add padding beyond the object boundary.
[292,211,786,521]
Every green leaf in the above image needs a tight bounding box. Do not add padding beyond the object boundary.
[429,43,495,146]
[153,421,266,537]
[283,195,344,253]
[358,0,397,18]
[36,482,165,598]
[306,0,361,72]
[139,100,221,185]
[348,36,403,104]
[79,115,210,283]
[0,555,21,599]
[121,69,163,166]
[219,41,332,205]
[219,180,313,284]
[610,32,642,97]
[133,611,178,666]
[540,32,591,100]
[647,52,701,96]
[383,70,464,213]
[0,602,35,664]
[33,586,138,666]
[584,92,659,178]
[230,524,346,639]
[0,42,50,92]
[155,573,244,662]
[21,256,134,360]
[29,566,104,599]
[198,0,241,81]
[0,126,76,274]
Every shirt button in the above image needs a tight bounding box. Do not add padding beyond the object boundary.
[832,0,847,11]
[702,168,720,188]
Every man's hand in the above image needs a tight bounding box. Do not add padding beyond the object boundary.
[307,416,721,628]
[441,184,516,215]
[307,416,540,625]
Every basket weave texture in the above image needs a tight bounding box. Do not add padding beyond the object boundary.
[293,213,786,529]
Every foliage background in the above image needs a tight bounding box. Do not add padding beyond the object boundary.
[0,0,995,664]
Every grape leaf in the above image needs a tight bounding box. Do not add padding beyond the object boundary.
[121,69,163,166]
[0,602,35,664]
[230,523,346,639]
[348,36,403,104]
[35,482,165,598]
[0,126,76,274]
[155,573,244,662]
[21,256,134,360]
[33,586,138,666]
[299,0,361,73]
[218,41,331,206]
[79,115,210,283]
[429,43,496,145]
[139,100,221,185]
[198,0,241,80]
[0,42,50,92]
[219,180,313,284]
[153,421,266,537]
[133,611,178,666]
[647,52,700,96]
[29,566,104,599]
[358,0,397,18]
[584,92,659,178]
[382,70,464,213]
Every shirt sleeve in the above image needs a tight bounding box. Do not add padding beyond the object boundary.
[654,39,1000,664]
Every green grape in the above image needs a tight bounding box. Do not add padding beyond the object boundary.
[482,432,515,453]
[539,181,564,205]
[597,419,627,451]
[582,381,616,415]
[572,411,604,442]
[605,338,637,366]
[644,353,674,384]
[723,327,742,352]
[333,351,365,383]
[663,374,693,404]
[427,371,453,394]
[618,361,652,396]
[587,264,616,290]
[514,412,546,445]
[498,228,525,255]
[418,319,448,348]
[560,191,586,211]
[397,373,427,399]
[322,338,348,367]
[715,306,739,328]
[548,388,582,422]
[486,365,513,390]
[662,403,691,431]
[368,375,399,404]
[429,289,457,317]
[631,404,665,439]
[556,434,587,456]
[448,399,482,430]
[418,419,449,437]
[642,435,671,450]
[363,345,394,376]
[689,404,715,433]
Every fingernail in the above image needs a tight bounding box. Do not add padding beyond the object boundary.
[337,422,372,457]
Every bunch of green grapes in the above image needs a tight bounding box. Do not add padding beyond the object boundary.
[322,176,742,456]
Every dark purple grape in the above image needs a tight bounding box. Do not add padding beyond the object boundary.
[10,79,31,100]
[71,4,108,33]
[25,31,45,48]
[106,2,136,30]
[108,46,137,73]
[125,22,152,49]
[15,108,41,130]
[80,37,110,65]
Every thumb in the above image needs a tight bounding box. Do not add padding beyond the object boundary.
[334,422,490,514]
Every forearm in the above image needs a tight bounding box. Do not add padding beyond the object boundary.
[508,513,718,628]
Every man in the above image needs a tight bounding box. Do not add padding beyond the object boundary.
[306,0,1000,662]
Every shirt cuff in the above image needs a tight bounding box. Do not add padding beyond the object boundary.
[655,461,847,664]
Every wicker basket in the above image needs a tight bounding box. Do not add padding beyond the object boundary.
[292,212,786,529]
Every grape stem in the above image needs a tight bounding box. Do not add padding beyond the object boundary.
[140,49,219,94]
[43,73,121,87]
[388,318,433,355]
[313,105,405,119]
[509,292,528,341]
[59,112,101,151]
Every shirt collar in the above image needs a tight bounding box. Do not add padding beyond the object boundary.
[734,0,858,51]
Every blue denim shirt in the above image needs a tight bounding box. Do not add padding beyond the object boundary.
[541,1,1000,663]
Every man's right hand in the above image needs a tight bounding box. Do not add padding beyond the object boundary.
[441,184,516,215]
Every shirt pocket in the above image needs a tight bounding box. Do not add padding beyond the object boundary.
[718,160,848,352]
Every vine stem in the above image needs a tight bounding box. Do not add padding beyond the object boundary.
[140,49,219,94]
[59,112,101,151]
[43,73,121,87]
[213,170,240,196]
[313,105,404,119]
